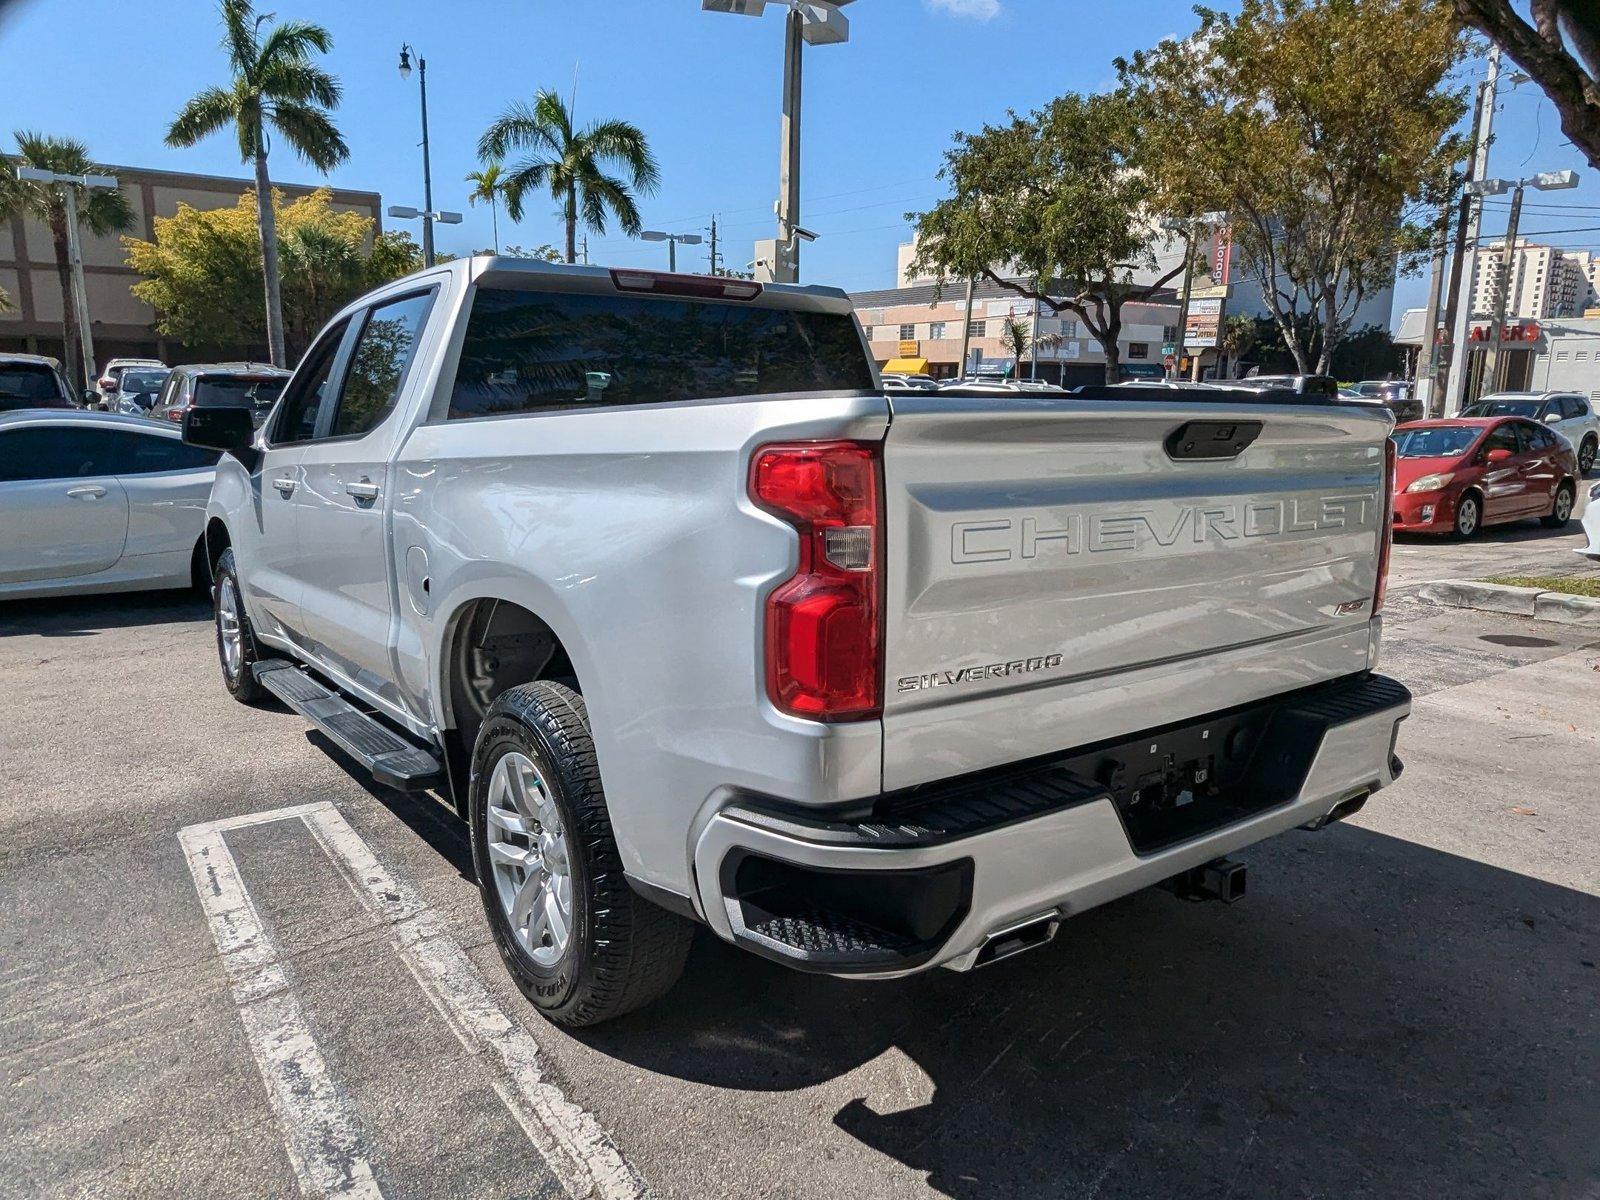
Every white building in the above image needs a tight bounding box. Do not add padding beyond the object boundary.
[1469,243,1593,320]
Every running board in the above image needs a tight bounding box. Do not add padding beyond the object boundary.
[253,661,445,792]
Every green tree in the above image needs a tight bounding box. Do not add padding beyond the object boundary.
[1452,1,1599,169]
[0,285,11,314]
[165,0,347,367]
[477,89,659,264]
[0,132,134,390]
[1218,313,1258,379]
[999,315,1032,377]
[908,92,1191,384]
[124,188,418,360]
[1119,0,1470,375]
[466,162,506,253]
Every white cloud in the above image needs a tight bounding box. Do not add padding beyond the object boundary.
[925,0,1003,20]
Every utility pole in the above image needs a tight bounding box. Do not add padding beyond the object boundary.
[1442,45,1500,414]
[708,215,720,275]
[16,165,118,395]
[958,276,976,379]
[1485,183,1526,393]
[1413,209,1450,415]
[582,235,589,265]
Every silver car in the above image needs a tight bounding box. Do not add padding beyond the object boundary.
[0,410,220,600]
[1461,391,1600,475]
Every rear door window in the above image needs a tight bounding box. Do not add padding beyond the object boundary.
[0,363,68,404]
[99,430,222,474]
[446,287,874,420]
[328,290,436,439]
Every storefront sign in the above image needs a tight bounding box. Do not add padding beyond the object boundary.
[1185,297,1224,349]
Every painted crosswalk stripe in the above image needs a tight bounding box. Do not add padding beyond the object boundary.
[180,801,648,1200]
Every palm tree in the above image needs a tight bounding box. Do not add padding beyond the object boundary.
[0,132,133,391]
[466,163,506,254]
[165,0,347,367]
[477,90,659,264]
[1000,315,1032,379]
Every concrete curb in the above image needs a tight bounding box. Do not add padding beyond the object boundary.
[1416,580,1600,626]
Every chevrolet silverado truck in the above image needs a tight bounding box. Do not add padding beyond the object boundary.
[184,257,1410,1027]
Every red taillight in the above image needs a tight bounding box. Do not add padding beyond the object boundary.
[749,441,882,721]
[166,407,186,422]
[1374,437,1396,614]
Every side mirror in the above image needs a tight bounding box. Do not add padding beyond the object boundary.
[81,389,98,406]
[1485,447,1513,464]
[1545,412,1561,425]
[183,407,259,469]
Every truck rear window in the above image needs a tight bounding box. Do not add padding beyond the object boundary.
[447,287,873,419]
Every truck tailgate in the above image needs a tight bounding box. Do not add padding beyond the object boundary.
[880,393,1390,791]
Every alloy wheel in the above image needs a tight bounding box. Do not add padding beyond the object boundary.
[217,576,244,680]
[1554,487,1573,522]
[485,751,574,967]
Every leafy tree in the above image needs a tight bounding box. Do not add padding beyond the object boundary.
[166,0,347,367]
[466,163,506,253]
[1451,1,1600,168]
[0,285,11,313]
[1119,0,1470,375]
[1218,313,1258,379]
[0,132,134,390]
[475,242,562,261]
[125,188,419,360]
[477,89,659,264]
[908,92,1191,384]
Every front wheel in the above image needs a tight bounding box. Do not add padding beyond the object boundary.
[1452,493,1481,540]
[470,681,692,1027]
[213,547,266,704]
[1542,482,1575,529]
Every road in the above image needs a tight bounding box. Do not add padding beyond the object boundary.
[2,517,1596,1199]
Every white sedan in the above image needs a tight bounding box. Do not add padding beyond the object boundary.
[0,409,221,600]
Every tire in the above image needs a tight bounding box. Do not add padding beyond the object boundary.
[1542,481,1575,529]
[1452,492,1482,540]
[213,547,266,704]
[470,681,692,1027]
[1580,436,1597,476]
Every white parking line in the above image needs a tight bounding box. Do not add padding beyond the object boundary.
[180,802,647,1200]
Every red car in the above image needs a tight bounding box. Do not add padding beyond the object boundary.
[1391,416,1578,538]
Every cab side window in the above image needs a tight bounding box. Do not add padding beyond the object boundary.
[273,320,349,444]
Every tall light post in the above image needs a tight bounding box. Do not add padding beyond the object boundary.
[16,165,118,394]
[701,0,853,284]
[398,44,437,267]
[640,230,704,273]
[387,204,462,256]
[1469,168,1580,395]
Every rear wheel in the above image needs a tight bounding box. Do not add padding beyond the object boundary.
[213,548,266,704]
[469,681,692,1027]
[1452,493,1481,540]
[1579,436,1597,476]
[1542,481,1575,529]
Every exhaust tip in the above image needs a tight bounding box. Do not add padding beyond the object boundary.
[973,912,1060,968]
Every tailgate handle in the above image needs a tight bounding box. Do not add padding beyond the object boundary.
[1165,420,1263,461]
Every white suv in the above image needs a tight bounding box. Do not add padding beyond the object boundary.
[1462,392,1600,475]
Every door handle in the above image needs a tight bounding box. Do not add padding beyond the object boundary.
[65,485,106,500]
[344,479,381,501]
[272,476,297,497]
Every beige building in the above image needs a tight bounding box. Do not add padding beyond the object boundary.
[854,276,1179,385]
[0,160,381,366]
[1468,242,1593,321]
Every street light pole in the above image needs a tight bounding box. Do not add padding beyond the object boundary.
[16,165,118,395]
[399,45,435,267]
[777,6,803,284]
[640,230,705,272]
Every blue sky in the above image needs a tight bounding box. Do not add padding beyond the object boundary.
[3,0,1597,328]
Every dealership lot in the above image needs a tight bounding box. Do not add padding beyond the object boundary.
[2,524,1596,1200]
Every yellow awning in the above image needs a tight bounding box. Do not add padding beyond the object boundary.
[883,357,930,375]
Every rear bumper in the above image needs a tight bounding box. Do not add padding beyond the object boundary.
[692,673,1410,977]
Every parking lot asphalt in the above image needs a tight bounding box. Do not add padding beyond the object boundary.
[2,524,1596,1199]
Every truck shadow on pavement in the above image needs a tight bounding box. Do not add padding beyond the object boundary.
[580,825,1600,1199]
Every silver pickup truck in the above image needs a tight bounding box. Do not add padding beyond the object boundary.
[185,257,1410,1027]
